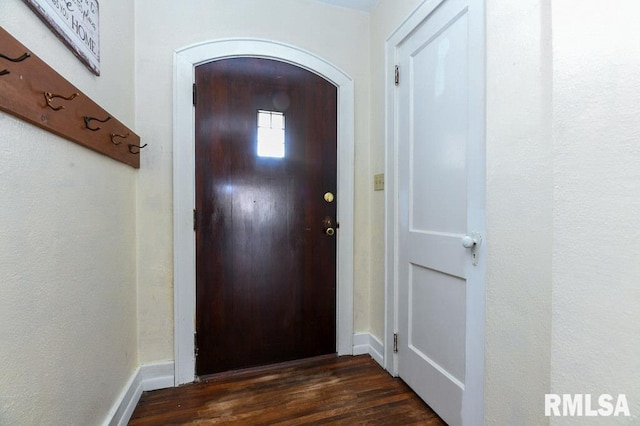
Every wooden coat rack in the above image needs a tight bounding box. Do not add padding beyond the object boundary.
[0,26,143,168]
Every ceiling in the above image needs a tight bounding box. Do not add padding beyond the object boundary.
[310,0,380,12]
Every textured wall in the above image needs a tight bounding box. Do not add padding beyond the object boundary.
[550,1,640,424]
[484,0,554,423]
[134,0,371,363]
[0,1,138,424]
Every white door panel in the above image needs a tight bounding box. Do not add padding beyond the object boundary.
[396,0,483,425]
[409,265,466,381]
[408,232,466,278]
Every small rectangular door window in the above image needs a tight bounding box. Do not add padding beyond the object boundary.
[257,110,285,158]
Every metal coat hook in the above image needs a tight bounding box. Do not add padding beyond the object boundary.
[128,143,147,154]
[110,132,130,145]
[0,52,31,62]
[0,52,30,76]
[0,52,30,75]
[84,115,111,131]
[44,92,79,111]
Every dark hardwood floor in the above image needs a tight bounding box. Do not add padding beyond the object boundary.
[129,354,446,425]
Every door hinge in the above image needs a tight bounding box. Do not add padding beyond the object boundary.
[394,65,400,86]
[393,332,398,353]
[193,208,197,231]
[194,332,199,358]
[192,83,197,106]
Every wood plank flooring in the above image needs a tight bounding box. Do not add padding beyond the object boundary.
[129,355,446,425]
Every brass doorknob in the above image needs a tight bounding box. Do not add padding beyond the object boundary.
[325,227,335,236]
[324,192,335,203]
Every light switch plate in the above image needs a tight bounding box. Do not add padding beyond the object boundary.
[374,173,384,191]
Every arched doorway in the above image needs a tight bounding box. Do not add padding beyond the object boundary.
[173,39,355,385]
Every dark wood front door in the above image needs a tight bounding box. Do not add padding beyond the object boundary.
[195,58,337,375]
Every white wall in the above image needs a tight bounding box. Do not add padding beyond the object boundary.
[550,1,640,423]
[484,0,554,423]
[134,0,371,363]
[369,0,424,343]
[0,1,138,424]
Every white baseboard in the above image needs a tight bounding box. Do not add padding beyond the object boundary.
[352,332,384,367]
[105,366,143,426]
[140,361,175,391]
[105,361,174,426]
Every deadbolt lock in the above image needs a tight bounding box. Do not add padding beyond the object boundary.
[322,216,337,236]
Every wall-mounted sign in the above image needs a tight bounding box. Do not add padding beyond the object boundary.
[23,0,100,76]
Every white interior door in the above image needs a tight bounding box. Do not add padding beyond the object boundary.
[395,0,484,425]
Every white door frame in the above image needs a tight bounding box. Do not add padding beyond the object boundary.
[173,39,355,385]
[384,0,486,423]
